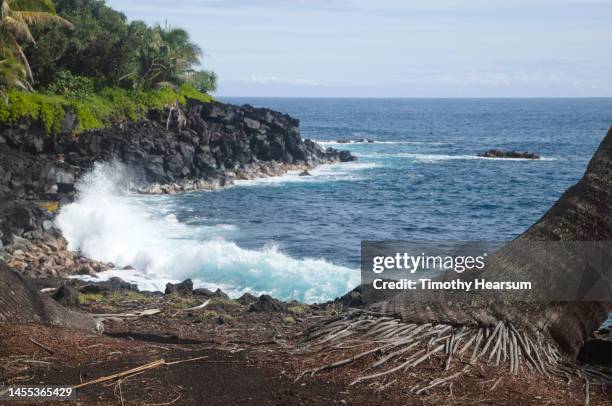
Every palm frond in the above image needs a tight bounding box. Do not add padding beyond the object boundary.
[7,0,56,13]
[1,1,10,19]
[14,10,73,28]
[7,34,32,79]
[1,15,35,42]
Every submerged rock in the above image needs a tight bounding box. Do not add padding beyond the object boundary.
[338,150,356,162]
[479,149,540,159]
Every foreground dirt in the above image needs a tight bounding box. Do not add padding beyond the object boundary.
[0,291,610,405]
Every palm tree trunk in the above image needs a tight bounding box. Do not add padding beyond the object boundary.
[298,127,612,387]
[374,126,612,357]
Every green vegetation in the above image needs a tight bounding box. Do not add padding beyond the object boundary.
[288,304,308,315]
[209,296,240,307]
[0,0,73,97]
[0,83,212,134]
[78,291,155,305]
[1,0,217,133]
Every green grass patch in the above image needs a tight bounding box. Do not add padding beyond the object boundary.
[288,304,308,315]
[0,84,213,135]
[78,293,104,305]
[166,294,200,309]
[78,291,154,305]
[209,296,240,307]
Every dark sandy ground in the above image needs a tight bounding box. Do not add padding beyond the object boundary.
[0,290,610,405]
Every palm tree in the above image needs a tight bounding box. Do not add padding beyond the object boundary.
[156,24,202,85]
[0,0,72,83]
[126,23,203,90]
[0,55,29,101]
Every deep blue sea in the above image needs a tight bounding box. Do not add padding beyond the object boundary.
[58,98,612,303]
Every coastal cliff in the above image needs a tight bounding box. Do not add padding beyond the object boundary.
[0,99,354,248]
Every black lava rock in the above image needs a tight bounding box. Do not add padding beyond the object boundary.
[165,279,194,295]
[53,284,79,307]
[478,149,540,159]
[248,294,285,312]
[237,292,258,305]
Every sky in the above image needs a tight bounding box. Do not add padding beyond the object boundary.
[106,0,612,98]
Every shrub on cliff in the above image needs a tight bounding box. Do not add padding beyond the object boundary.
[47,70,94,99]
[0,84,212,135]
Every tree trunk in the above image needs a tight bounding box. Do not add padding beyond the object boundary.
[0,262,97,331]
[373,126,612,357]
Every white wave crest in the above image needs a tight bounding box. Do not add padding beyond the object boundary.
[233,161,379,187]
[56,162,358,303]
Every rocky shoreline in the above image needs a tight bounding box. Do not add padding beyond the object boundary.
[0,98,354,243]
[138,161,321,194]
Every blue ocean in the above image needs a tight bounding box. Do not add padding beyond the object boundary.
[57,98,612,303]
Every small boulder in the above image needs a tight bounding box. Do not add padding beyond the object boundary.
[193,287,215,298]
[165,279,194,295]
[237,292,258,305]
[53,284,79,307]
[298,170,311,177]
[78,264,96,276]
[248,294,285,312]
[213,288,229,299]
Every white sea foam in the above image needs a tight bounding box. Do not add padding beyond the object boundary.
[56,162,358,303]
[232,161,379,187]
[315,140,446,146]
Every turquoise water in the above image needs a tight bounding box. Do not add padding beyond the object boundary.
[59,98,612,303]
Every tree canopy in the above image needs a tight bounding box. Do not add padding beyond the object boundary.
[1,0,217,101]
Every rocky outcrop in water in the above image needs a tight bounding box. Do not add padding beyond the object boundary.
[479,149,540,159]
[0,99,354,248]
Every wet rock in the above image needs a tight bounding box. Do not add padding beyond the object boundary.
[165,279,194,295]
[249,294,285,312]
[53,284,79,307]
[478,149,540,159]
[338,150,356,162]
[298,170,311,176]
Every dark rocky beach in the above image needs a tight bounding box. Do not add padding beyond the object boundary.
[0,99,611,404]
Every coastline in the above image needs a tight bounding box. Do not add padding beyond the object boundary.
[137,160,316,194]
[0,99,356,286]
